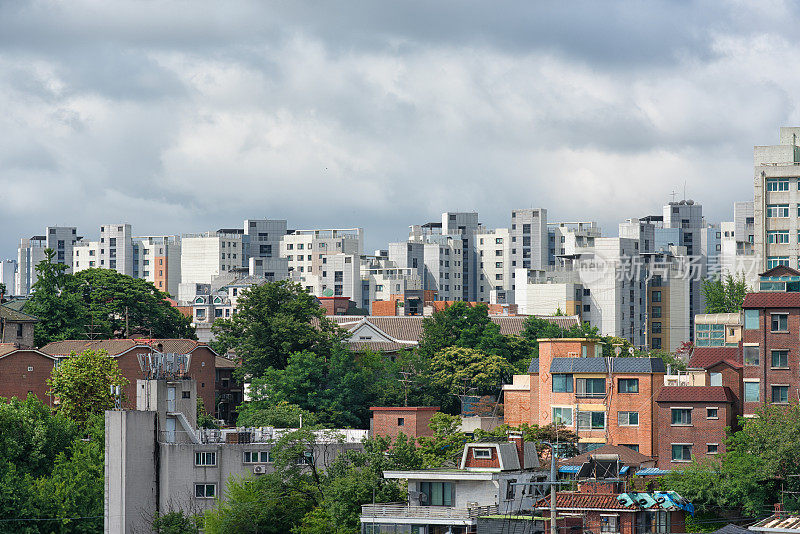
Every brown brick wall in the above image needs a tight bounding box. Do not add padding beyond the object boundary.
[463,446,500,469]
[655,401,734,469]
[371,407,439,441]
[0,350,56,404]
[371,300,398,316]
[742,306,800,414]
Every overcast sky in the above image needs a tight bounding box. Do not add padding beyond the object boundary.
[2,1,800,259]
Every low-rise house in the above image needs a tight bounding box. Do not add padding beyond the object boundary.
[503,338,665,456]
[0,344,57,403]
[655,386,737,469]
[370,406,439,441]
[0,303,37,348]
[751,506,800,534]
[360,435,545,534]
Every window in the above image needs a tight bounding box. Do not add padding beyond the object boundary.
[195,483,216,498]
[651,306,662,318]
[772,350,789,368]
[16,324,23,337]
[553,407,573,426]
[182,391,191,399]
[506,478,516,500]
[618,378,639,393]
[707,444,719,454]
[768,256,790,269]
[473,448,491,459]
[772,314,789,332]
[195,452,217,466]
[397,418,405,427]
[576,377,606,397]
[495,262,503,268]
[420,481,453,506]
[707,408,718,419]
[601,516,618,533]
[671,444,692,462]
[709,372,722,387]
[243,451,274,464]
[772,385,789,404]
[767,178,790,191]
[744,381,760,402]
[622,444,640,452]
[671,408,692,425]
[651,322,662,334]
[768,231,790,244]
[767,204,790,217]
[651,291,662,302]
[495,238,503,244]
[577,411,606,430]
[744,310,759,330]
[552,374,573,393]
[618,411,639,426]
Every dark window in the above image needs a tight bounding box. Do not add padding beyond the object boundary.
[576,378,605,397]
[651,322,662,334]
[772,385,789,404]
[671,408,692,425]
[419,482,452,506]
[618,378,639,393]
[707,408,718,419]
[771,350,789,368]
[16,324,23,337]
[771,314,789,332]
[552,374,573,393]
[744,346,759,365]
[182,391,190,399]
[652,291,662,302]
[506,479,516,500]
[397,418,404,427]
[671,444,692,461]
[651,306,662,318]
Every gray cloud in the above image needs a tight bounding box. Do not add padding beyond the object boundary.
[1,0,799,259]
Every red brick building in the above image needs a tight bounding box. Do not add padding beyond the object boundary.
[39,339,218,414]
[0,344,58,404]
[370,406,439,441]
[503,338,665,456]
[655,386,737,469]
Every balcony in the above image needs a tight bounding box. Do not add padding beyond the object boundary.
[361,503,498,522]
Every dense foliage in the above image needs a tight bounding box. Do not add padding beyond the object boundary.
[0,396,104,534]
[48,349,128,428]
[702,273,748,314]
[25,250,195,345]
[664,402,800,518]
[211,280,343,375]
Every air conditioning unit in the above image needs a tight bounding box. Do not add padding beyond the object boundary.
[253,465,267,475]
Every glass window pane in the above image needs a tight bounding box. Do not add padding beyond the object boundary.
[744,309,759,330]
[744,382,760,402]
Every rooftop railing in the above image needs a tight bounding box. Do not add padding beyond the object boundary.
[360,503,498,520]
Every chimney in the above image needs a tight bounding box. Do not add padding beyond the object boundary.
[508,430,524,467]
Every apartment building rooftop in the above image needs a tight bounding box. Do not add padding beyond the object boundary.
[528,356,666,374]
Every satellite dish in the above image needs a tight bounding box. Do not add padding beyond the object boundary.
[614,346,622,356]
[628,347,635,355]
[322,288,334,297]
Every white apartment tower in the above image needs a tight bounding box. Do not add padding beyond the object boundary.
[181,231,244,285]
[16,226,78,295]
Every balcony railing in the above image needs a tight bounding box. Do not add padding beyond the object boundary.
[361,503,498,520]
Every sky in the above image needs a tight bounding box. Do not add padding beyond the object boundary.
[2,1,800,259]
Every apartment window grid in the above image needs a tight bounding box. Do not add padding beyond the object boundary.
[768,231,790,244]
[577,411,606,430]
[195,483,216,499]
[768,256,790,269]
[767,204,790,218]
[195,452,217,466]
[553,407,573,426]
[767,178,790,192]
[696,324,725,347]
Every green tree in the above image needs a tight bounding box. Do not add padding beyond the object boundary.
[702,273,748,314]
[48,349,128,428]
[428,346,514,413]
[417,412,467,468]
[237,401,318,428]
[24,249,90,346]
[152,511,201,534]
[211,280,343,376]
[197,398,218,429]
[74,268,196,339]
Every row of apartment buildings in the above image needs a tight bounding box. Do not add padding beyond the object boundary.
[11,126,800,350]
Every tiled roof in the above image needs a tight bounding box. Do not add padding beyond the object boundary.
[528,358,539,373]
[560,444,656,467]
[550,357,666,374]
[0,304,38,322]
[215,355,239,369]
[656,386,736,404]
[760,265,800,277]
[40,339,210,357]
[711,524,752,534]
[0,343,19,357]
[350,341,411,353]
[688,346,741,369]
[534,493,637,511]
[743,292,800,308]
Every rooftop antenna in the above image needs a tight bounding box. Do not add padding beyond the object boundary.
[670,190,677,203]
[683,181,687,201]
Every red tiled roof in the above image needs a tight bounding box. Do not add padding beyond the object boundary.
[743,292,800,308]
[688,346,741,369]
[656,386,736,404]
[760,265,800,277]
[535,493,636,511]
[0,343,19,357]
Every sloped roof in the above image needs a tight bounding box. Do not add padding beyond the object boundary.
[534,493,636,511]
[350,341,410,353]
[550,357,666,374]
[40,339,211,357]
[711,524,751,534]
[0,343,19,357]
[496,442,521,470]
[215,355,239,369]
[743,292,800,308]
[528,358,539,373]
[760,265,800,277]
[0,304,38,322]
[560,444,656,467]
[688,346,741,369]
[656,386,736,403]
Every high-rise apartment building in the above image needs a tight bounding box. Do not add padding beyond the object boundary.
[133,236,181,296]
[476,228,512,303]
[181,231,244,285]
[0,259,17,296]
[16,226,78,295]
[441,212,480,301]
[720,201,757,287]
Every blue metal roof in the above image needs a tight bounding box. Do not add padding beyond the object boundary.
[635,468,671,476]
[549,357,666,374]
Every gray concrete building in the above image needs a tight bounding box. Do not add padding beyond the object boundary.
[16,226,78,295]
[105,376,367,533]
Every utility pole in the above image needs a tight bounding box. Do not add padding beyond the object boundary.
[399,371,413,406]
[125,306,129,338]
[538,441,559,534]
